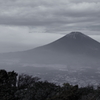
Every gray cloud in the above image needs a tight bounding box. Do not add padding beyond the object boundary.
[0,0,100,34]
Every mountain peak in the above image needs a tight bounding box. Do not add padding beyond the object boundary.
[66,32,87,39]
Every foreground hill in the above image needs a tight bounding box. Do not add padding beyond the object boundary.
[1,69,100,100]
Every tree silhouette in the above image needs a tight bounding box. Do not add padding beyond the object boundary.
[0,69,100,100]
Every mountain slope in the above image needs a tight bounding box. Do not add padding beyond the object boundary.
[0,32,100,66]
[45,32,100,57]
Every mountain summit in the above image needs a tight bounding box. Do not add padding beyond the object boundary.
[66,32,89,39]
[55,31,98,43]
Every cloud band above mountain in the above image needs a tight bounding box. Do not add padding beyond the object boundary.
[0,0,100,33]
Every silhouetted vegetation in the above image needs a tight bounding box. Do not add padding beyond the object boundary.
[0,69,100,100]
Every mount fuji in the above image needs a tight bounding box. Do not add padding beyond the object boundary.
[0,32,100,66]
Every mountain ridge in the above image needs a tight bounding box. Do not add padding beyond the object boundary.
[32,32,100,55]
[0,32,100,66]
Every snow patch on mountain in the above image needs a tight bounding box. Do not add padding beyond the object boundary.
[66,32,88,39]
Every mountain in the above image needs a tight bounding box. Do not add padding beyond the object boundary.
[0,32,100,66]
[46,32,100,57]
[0,31,100,86]
[38,32,100,55]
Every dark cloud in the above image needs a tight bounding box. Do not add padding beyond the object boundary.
[0,0,100,34]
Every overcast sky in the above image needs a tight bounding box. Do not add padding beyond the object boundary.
[0,0,100,53]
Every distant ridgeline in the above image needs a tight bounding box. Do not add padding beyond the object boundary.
[0,69,100,100]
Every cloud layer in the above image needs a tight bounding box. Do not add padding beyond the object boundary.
[0,0,100,34]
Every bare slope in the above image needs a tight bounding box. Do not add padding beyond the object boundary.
[0,32,100,66]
